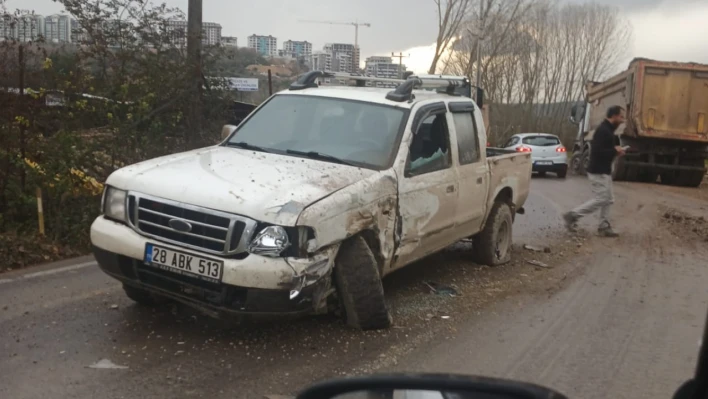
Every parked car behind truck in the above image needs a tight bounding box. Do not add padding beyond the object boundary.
[90,72,532,330]
[570,58,708,186]
[503,133,568,178]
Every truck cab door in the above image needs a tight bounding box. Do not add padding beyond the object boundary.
[392,102,460,269]
[448,102,489,236]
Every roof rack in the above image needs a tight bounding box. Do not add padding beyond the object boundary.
[288,70,475,103]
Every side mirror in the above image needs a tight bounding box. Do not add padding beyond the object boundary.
[569,104,585,125]
[221,124,237,141]
[296,374,568,399]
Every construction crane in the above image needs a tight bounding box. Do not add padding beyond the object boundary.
[298,19,371,50]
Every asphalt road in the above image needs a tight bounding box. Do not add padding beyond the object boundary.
[1,176,707,399]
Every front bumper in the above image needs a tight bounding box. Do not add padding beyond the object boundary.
[90,217,336,318]
[532,155,568,173]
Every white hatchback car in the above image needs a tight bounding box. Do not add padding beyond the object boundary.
[503,133,568,178]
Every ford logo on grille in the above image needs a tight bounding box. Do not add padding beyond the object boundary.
[168,218,192,233]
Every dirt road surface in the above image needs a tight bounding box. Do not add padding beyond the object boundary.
[1,176,707,399]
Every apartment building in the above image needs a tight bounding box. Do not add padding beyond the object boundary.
[322,43,360,73]
[247,34,277,57]
[283,40,312,59]
[43,14,72,43]
[364,56,407,87]
[0,13,44,42]
[165,20,222,46]
[203,22,222,46]
[309,51,332,71]
[222,36,238,47]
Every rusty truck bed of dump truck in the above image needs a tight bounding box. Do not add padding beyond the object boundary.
[586,58,708,143]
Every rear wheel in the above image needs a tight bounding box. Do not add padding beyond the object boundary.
[569,153,583,175]
[472,202,513,266]
[677,170,705,187]
[612,157,627,181]
[537,171,547,177]
[334,236,392,330]
[557,167,567,179]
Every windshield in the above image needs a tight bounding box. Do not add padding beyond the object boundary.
[522,135,560,146]
[226,94,407,169]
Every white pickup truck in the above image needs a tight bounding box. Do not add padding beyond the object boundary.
[90,72,532,330]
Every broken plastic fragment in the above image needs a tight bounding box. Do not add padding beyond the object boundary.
[88,359,129,369]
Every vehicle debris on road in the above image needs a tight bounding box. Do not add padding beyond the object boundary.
[527,260,551,269]
[87,359,129,370]
[424,282,459,297]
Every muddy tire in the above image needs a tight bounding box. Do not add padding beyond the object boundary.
[334,236,392,330]
[678,170,705,188]
[612,157,627,181]
[570,152,585,176]
[472,202,513,266]
[123,284,162,306]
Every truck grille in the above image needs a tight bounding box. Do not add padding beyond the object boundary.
[128,192,257,256]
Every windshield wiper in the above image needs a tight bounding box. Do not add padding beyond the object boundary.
[225,141,273,153]
[285,149,355,166]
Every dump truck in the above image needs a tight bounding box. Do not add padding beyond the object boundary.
[569,58,708,187]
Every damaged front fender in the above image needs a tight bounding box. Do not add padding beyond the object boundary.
[297,170,399,275]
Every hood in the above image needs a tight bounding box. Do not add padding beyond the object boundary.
[107,146,376,226]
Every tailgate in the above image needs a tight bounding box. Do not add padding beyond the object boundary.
[486,152,532,211]
[638,63,708,142]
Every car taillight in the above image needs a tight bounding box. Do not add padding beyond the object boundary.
[556,146,567,153]
[516,146,532,152]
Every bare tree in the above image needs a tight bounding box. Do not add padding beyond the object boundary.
[429,0,471,74]
[440,0,632,145]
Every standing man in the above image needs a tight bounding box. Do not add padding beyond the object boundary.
[563,105,626,237]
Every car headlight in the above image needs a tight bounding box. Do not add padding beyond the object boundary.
[103,186,127,222]
[249,226,291,257]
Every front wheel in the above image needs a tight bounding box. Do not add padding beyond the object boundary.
[472,202,513,266]
[334,236,392,330]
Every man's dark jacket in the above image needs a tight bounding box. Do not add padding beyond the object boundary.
[587,119,618,175]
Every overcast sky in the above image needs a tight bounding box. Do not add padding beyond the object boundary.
[10,0,708,73]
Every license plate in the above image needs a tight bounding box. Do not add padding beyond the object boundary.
[144,244,223,282]
[535,161,553,165]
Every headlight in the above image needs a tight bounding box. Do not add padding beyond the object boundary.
[103,186,127,222]
[249,226,291,257]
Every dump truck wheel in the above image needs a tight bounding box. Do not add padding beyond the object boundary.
[569,153,583,175]
[473,202,513,266]
[334,236,392,330]
[123,284,165,306]
[637,169,658,183]
[678,170,705,188]
[612,157,627,181]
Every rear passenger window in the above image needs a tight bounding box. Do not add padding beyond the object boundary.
[452,113,480,165]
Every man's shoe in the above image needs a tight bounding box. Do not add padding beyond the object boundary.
[598,226,620,237]
[562,212,579,232]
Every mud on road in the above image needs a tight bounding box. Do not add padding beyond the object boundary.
[1,176,707,399]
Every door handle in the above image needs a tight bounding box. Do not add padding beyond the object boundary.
[446,185,455,193]
[477,177,483,184]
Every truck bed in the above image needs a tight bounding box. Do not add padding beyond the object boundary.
[486,148,532,212]
[587,58,708,143]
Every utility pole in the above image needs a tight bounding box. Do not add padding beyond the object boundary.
[391,52,409,79]
[186,0,202,142]
[475,0,483,93]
